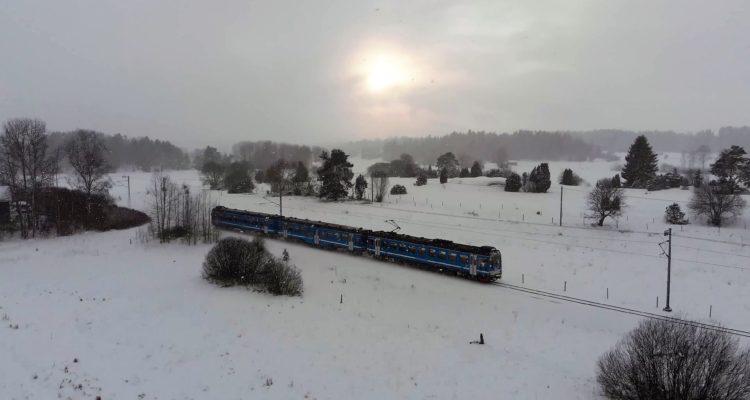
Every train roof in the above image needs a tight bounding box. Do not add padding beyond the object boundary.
[212,206,499,256]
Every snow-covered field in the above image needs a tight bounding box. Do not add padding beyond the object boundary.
[2,157,749,399]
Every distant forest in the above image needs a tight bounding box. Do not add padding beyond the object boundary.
[343,131,602,166]
[48,131,189,171]
[566,126,750,153]
[342,127,750,165]
[231,141,324,169]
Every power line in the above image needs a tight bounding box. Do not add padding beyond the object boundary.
[494,282,750,338]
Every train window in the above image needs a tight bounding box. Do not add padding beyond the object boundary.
[438,251,446,259]
[409,246,416,253]
[429,249,436,257]
[449,253,457,262]
[460,255,469,264]
[335,233,340,239]
[418,247,426,256]
[400,243,407,252]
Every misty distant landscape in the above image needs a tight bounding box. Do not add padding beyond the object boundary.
[2,1,750,399]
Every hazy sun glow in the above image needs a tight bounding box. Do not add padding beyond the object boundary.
[366,56,407,92]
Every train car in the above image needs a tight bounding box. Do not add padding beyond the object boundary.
[211,206,502,282]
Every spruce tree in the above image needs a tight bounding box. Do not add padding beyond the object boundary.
[528,163,551,193]
[621,135,658,188]
[664,203,687,225]
[470,161,482,177]
[317,149,353,200]
[710,146,748,193]
[439,168,448,184]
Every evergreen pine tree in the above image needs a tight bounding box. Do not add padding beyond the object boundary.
[664,203,687,225]
[459,167,470,178]
[415,173,427,186]
[505,173,521,192]
[528,163,551,192]
[611,174,621,188]
[439,168,448,184]
[710,146,748,193]
[317,149,354,200]
[621,135,658,188]
[470,161,482,177]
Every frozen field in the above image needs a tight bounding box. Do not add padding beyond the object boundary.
[2,157,749,399]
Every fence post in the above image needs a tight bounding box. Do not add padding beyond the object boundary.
[606,288,609,299]
[564,281,567,292]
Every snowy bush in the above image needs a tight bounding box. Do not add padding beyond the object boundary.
[415,174,427,186]
[664,203,687,225]
[390,184,407,195]
[597,318,750,400]
[504,173,521,192]
[559,168,582,186]
[203,237,303,296]
[264,258,303,296]
[202,237,270,286]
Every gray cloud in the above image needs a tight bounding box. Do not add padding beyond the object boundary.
[1,0,748,150]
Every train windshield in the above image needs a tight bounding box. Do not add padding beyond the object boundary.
[490,252,502,270]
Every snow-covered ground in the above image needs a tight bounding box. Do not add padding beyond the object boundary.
[2,157,749,399]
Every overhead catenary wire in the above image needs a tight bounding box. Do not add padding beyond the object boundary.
[494,282,750,338]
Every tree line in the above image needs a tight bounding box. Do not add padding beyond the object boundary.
[343,130,601,165]
[0,118,147,238]
[48,131,189,171]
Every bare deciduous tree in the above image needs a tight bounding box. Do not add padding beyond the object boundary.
[688,181,746,227]
[597,318,750,400]
[65,130,111,198]
[370,172,389,202]
[587,178,625,226]
[147,172,218,244]
[0,118,58,238]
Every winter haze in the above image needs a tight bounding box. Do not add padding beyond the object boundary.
[2,1,749,149]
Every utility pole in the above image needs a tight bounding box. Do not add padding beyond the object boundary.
[122,175,130,207]
[559,186,563,227]
[662,228,673,312]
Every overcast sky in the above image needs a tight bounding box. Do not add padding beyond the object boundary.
[1,1,748,150]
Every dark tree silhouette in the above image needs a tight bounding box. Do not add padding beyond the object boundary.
[505,173,521,192]
[354,174,367,200]
[65,130,111,197]
[597,318,750,400]
[439,168,448,184]
[415,173,427,186]
[224,162,254,194]
[470,161,482,177]
[317,149,353,201]
[711,145,748,193]
[588,178,625,226]
[621,135,658,188]
[688,181,746,226]
[201,161,225,190]
[436,152,459,178]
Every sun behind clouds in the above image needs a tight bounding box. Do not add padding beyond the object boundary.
[366,55,408,93]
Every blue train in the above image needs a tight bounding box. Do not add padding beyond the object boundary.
[211,206,503,282]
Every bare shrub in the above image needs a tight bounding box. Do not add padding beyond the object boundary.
[147,173,218,244]
[264,258,303,296]
[203,237,302,296]
[202,237,270,286]
[597,318,750,400]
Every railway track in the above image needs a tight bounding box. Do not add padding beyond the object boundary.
[493,281,750,338]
